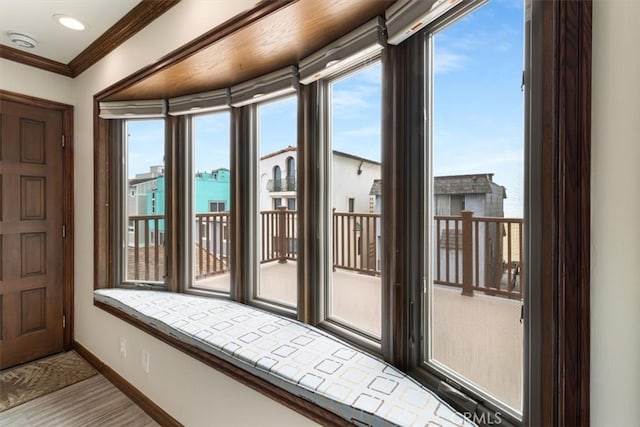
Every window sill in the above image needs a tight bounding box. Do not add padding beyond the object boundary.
[94,289,474,427]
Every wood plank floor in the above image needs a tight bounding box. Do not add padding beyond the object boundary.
[0,374,159,427]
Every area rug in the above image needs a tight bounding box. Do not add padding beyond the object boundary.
[0,351,97,412]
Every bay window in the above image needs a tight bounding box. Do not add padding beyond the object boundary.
[94,0,592,424]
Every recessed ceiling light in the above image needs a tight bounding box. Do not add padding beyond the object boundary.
[53,14,87,31]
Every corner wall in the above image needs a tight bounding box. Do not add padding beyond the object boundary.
[591,0,640,425]
[0,58,73,104]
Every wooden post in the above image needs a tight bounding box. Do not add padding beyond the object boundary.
[277,206,287,263]
[461,210,474,296]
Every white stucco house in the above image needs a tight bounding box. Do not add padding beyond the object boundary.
[259,146,381,213]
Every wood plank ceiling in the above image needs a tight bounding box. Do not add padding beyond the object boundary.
[105,0,396,101]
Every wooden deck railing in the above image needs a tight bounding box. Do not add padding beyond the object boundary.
[195,213,230,278]
[434,211,524,300]
[261,207,297,263]
[128,209,523,300]
[127,215,165,282]
[332,211,380,276]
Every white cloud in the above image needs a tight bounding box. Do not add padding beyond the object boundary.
[434,49,468,74]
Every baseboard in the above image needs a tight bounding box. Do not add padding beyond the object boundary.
[74,342,182,427]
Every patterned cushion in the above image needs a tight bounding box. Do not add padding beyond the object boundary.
[94,289,475,427]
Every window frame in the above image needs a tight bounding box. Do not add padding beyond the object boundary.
[208,201,226,213]
[93,1,592,424]
[406,0,526,421]
[183,111,233,296]
[312,57,384,353]
[110,117,169,290]
[250,93,300,316]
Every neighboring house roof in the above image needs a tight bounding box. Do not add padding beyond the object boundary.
[434,174,506,198]
[332,150,381,166]
[129,176,159,187]
[260,146,297,161]
[370,174,507,198]
[369,179,382,196]
[260,146,381,166]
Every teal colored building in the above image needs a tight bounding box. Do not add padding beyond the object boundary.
[193,169,231,213]
[130,169,231,240]
[139,169,231,217]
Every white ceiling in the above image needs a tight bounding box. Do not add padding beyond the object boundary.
[0,0,142,64]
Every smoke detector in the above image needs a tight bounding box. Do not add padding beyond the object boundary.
[7,32,37,49]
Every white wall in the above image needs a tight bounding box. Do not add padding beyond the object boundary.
[0,58,73,104]
[591,0,640,425]
[333,154,380,213]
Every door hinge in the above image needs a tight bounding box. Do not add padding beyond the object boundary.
[63,315,66,328]
[62,135,65,148]
[62,225,66,238]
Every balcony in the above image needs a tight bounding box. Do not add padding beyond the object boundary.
[266,176,296,192]
[127,210,524,410]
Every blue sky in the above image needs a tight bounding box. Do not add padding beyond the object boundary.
[433,0,524,217]
[127,0,524,217]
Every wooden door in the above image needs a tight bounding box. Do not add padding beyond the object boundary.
[0,99,64,369]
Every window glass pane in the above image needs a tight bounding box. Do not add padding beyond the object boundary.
[125,119,165,284]
[428,0,524,414]
[329,61,382,338]
[192,112,231,292]
[257,96,298,308]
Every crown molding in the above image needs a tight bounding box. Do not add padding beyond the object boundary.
[0,0,180,78]
[68,0,181,76]
[0,44,73,76]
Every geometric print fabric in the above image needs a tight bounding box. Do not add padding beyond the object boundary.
[95,289,475,427]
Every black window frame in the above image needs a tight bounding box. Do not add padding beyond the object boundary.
[208,201,226,213]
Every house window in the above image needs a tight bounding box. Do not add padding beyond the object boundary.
[422,0,525,419]
[208,201,226,212]
[286,198,296,211]
[192,112,231,293]
[272,165,282,191]
[257,95,298,310]
[93,1,589,423]
[123,119,166,285]
[325,60,382,340]
[285,156,295,191]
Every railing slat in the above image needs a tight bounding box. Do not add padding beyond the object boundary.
[433,214,524,300]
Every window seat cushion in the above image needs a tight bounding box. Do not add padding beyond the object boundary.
[94,289,474,427]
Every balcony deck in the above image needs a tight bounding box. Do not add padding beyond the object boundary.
[127,211,523,411]
[196,260,523,411]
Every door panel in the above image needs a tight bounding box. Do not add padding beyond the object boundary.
[0,100,64,369]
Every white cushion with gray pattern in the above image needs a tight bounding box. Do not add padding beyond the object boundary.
[94,289,474,427]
